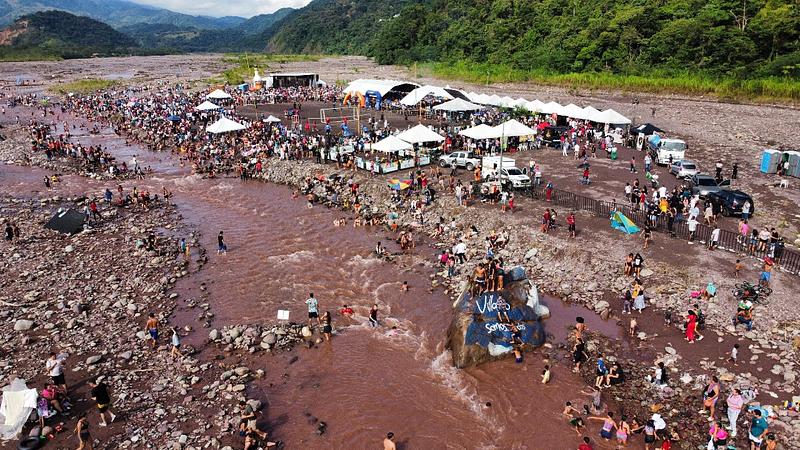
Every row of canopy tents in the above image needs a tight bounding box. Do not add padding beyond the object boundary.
[371,118,538,153]
[463,93,631,125]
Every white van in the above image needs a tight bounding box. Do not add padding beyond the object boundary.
[481,156,531,189]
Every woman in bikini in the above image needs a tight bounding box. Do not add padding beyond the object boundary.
[703,375,720,419]
[616,415,631,447]
[589,411,616,441]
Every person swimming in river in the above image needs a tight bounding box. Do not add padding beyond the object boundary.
[375,241,388,258]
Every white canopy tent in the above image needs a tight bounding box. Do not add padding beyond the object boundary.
[525,100,545,112]
[489,119,536,138]
[206,116,247,134]
[458,124,496,140]
[195,100,221,111]
[396,124,445,144]
[500,96,516,107]
[206,89,232,100]
[474,93,491,105]
[560,103,585,119]
[264,115,282,123]
[539,101,563,114]
[593,109,631,125]
[373,135,414,152]
[486,95,503,106]
[400,85,454,106]
[466,92,480,102]
[509,97,529,108]
[253,69,262,83]
[433,98,482,112]
[582,106,601,121]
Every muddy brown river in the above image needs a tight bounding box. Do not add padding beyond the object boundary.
[2,110,632,449]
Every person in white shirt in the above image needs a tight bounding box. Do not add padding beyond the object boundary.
[687,218,698,243]
[453,241,467,264]
[709,226,721,250]
[46,352,68,392]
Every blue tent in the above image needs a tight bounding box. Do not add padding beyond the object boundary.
[611,211,640,234]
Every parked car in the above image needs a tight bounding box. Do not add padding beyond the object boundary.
[669,159,699,178]
[438,151,481,170]
[689,174,731,197]
[705,190,754,216]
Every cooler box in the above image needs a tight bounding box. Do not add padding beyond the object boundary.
[760,149,781,174]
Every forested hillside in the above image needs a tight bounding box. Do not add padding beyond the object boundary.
[265,0,800,79]
[0,10,139,59]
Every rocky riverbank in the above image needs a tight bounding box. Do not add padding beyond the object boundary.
[247,156,800,447]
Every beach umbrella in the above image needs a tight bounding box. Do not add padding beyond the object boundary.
[387,179,413,190]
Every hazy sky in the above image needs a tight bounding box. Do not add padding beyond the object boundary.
[129,0,311,18]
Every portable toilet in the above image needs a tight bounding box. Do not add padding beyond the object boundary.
[760,149,781,173]
[785,151,800,178]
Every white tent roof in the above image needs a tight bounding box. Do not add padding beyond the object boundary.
[433,98,482,112]
[206,116,247,134]
[499,96,516,107]
[396,124,445,144]
[582,106,601,121]
[206,89,232,100]
[343,79,420,97]
[373,135,413,152]
[489,119,536,138]
[486,95,503,106]
[539,101,563,114]
[525,100,545,112]
[561,103,585,118]
[195,100,221,111]
[400,85,454,106]
[509,97,529,108]
[466,92,479,102]
[593,108,631,124]
[264,115,281,123]
[458,124,496,140]
[474,93,491,104]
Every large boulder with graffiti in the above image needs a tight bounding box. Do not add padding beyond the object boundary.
[447,267,547,368]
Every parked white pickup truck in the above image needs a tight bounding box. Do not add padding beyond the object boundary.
[438,151,481,170]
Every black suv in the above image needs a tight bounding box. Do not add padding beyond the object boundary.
[705,190,754,216]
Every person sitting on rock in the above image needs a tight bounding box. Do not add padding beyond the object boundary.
[733,308,754,331]
[238,401,257,436]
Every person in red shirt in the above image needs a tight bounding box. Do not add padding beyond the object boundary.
[567,212,576,238]
[578,436,593,450]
